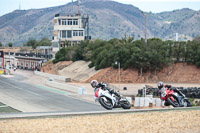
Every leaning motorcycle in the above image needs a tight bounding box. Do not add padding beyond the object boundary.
[160,87,192,107]
[94,83,131,110]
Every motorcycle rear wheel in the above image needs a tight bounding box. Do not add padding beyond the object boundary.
[99,97,113,110]
[167,96,180,107]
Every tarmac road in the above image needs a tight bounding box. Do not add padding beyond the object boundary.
[0,75,105,112]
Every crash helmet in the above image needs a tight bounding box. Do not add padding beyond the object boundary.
[157,81,164,89]
[90,80,98,88]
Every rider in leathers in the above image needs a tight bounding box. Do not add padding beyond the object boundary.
[157,81,185,106]
[91,80,121,98]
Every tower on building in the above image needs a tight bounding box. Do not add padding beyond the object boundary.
[19,3,21,10]
[175,33,179,41]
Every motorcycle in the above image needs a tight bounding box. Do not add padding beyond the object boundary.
[94,83,131,110]
[160,87,192,107]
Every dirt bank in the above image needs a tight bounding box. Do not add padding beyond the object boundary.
[0,110,199,132]
[41,61,72,75]
[41,61,200,83]
[41,61,101,81]
[58,61,101,82]
[87,63,200,83]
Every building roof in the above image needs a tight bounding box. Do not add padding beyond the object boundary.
[36,46,52,50]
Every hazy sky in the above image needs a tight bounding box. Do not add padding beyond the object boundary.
[0,0,200,16]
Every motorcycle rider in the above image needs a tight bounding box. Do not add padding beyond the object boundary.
[157,81,185,102]
[90,80,121,98]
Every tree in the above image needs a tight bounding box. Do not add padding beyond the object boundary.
[186,40,199,63]
[26,39,38,49]
[8,42,13,47]
[72,44,84,61]
[164,40,174,59]
[120,34,134,44]
[195,49,200,67]
[37,38,51,47]
[63,40,70,47]
[124,39,149,77]
[53,47,74,64]
[52,37,200,74]
[147,38,169,73]
[173,41,186,62]
[0,42,2,47]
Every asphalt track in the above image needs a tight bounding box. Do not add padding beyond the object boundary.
[0,75,105,113]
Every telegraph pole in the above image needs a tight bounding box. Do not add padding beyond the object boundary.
[115,61,120,90]
[145,14,147,45]
[78,0,81,16]
[72,0,74,15]
[142,11,147,47]
[3,52,4,68]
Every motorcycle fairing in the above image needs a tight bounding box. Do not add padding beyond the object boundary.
[99,90,116,106]
[95,88,100,97]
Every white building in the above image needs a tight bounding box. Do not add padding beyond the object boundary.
[51,14,89,52]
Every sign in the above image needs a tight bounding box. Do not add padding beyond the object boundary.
[0,51,3,58]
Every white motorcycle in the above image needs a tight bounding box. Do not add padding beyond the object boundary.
[94,83,131,110]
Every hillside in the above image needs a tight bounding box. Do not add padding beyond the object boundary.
[0,0,200,46]
[41,61,200,83]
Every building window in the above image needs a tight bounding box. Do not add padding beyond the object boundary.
[61,19,66,25]
[79,30,83,36]
[73,30,79,36]
[62,30,66,38]
[67,30,72,38]
[73,19,78,25]
[68,19,72,25]
[58,19,61,25]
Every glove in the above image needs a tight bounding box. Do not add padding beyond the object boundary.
[165,85,171,88]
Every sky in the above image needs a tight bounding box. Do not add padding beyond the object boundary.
[0,0,200,16]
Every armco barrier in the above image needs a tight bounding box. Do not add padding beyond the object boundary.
[78,86,87,95]
[126,97,132,105]
[34,71,71,82]
[134,97,164,107]
[45,80,78,93]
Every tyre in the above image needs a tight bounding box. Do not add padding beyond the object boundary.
[185,99,192,107]
[164,101,170,106]
[99,97,113,110]
[167,96,180,107]
[191,93,195,98]
[121,99,131,109]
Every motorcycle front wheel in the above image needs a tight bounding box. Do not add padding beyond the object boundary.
[120,99,131,109]
[184,99,192,107]
[167,96,180,107]
[99,97,113,110]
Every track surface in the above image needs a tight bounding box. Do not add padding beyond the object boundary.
[0,75,104,113]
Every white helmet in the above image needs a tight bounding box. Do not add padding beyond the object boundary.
[90,80,98,88]
[157,81,164,89]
